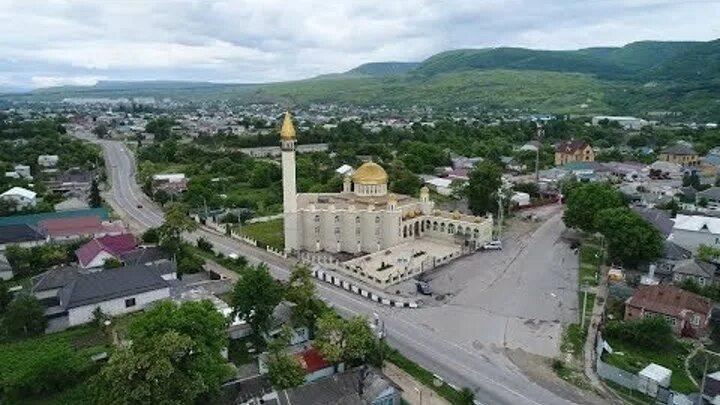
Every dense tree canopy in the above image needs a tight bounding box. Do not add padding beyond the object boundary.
[466,161,502,215]
[231,264,284,339]
[1,295,47,339]
[314,313,377,365]
[594,207,663,265]
[563,182,625,232]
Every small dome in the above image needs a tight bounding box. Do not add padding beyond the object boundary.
[352,161,388,185]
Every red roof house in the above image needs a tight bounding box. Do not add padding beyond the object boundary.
[75,233,138,268]
[297,347,331,373]
[625,284,713,338]
[38,216,125,241]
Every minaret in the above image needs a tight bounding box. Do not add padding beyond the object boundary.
[281,112,299,252]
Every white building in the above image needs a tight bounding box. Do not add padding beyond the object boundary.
[591,116,650,130]
[33,263,174,329]
[13,165,32,179]
[669,214,720,252]
[280,112,494,288]
[37,155,59,168]
[1,186,37,208]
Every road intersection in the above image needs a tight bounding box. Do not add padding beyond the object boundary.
[101,139,581,405]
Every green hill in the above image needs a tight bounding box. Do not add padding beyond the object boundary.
[5,39,720,120]
[344,62,420,77]
[414,41,697,79]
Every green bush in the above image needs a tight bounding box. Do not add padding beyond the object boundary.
[604,316,674,351]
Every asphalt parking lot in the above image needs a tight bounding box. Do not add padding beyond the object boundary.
[398,208,578,358]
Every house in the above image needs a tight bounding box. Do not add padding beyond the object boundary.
[554,140,594,166]
[671,259,716,287]
[648,161,682,180]
[44,167,94,194]
[0,224,45,250]
[701,153,720,177]
[37,155,59,168]
[273,367,402,405]
[519,141,541,152]
[624,284,713,337]
[259,346,339,384]
[75,233,138,268]
[336,164,354,176]
[152,173,188,194]
[38,216,125,242]
[32,263,174,328]
[658,144,700,167]
[264,301,310,345]
[669,214,720,252]
[423,177,453,196]
[697,187,720,210]
[13,165,31,179]
[702,370,720,404]
[1,187,37,209]
[0,253,12,281]
[119,246,172,266]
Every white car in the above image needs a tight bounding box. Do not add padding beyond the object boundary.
[482,240,503,250]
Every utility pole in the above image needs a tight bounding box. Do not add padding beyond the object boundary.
[496,187,505,239]
[535,121,544,185]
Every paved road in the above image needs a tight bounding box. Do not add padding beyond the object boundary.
[101,139,577,405]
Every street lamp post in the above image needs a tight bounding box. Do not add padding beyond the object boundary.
[414,386,423,405]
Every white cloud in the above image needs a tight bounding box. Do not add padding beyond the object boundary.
[0,0,717,88]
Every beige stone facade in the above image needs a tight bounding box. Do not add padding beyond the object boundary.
[280,112,494,288]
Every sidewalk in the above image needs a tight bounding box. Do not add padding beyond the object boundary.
[383,362,450,405]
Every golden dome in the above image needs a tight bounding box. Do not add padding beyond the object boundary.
[280,111,296,140]
[387,193,397,202]
[352,161,388,185]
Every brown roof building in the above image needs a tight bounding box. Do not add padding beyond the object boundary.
[554,140,594,166]
[624,284,713,338]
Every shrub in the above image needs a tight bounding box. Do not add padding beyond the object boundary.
[604,316,674,351]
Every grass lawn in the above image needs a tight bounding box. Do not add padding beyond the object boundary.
[238,219,284,250]
[688,349,720,382]
[604,380,655,405]
[579,243,601,287]
[0,326,110,404]
[561,324,586,357]
[603,340,696,394]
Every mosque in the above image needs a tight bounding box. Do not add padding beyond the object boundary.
[280,112,494,289]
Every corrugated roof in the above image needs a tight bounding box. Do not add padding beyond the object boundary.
[39,216,103,237]
[1,186,36,199]
[0,208,109,227]
[0,224,45,245]
[626,284,712,318]
[673,214,720,234]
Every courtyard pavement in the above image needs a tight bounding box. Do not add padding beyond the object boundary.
[391,207,578,359]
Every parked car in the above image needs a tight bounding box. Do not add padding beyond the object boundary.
[482,240,503,250]
[136,204,143,209]
[416,280,433,295]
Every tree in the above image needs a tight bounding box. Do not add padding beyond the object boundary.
[231,264,284,339]
[153,189,170,206]
[197,237,213,252]
[1,295,47,338]
[594,207,663,265]
[129,300,229,355]
[513,182,539,198]
[314,313,345,365]
[265,327,306,389]
[141,227,160,244]
[314,313,377,365]
[89,178,102,208]
[102,257,122,269]
[564,182,624,232]
[0,282,11,313]
[697,244,720,262]
[459,388,476,405]
[91,331,209,404]
[285,266,325,329]
[92,124,109,139]
[604,316,674,351]
[466,161,502,215]
[159,203,198,253]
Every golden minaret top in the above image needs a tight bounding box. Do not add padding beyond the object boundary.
[280,111,296,140]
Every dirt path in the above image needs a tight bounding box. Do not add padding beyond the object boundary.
[382,362,451,405]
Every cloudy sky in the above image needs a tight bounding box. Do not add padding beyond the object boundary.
[1,0,719,90]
